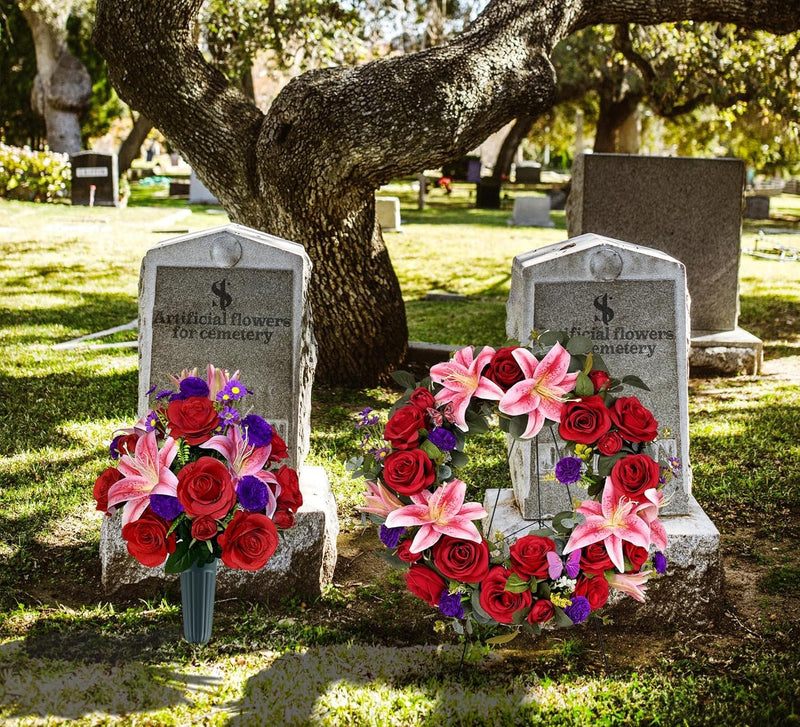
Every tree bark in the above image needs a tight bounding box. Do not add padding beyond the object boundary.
[593,93,642,153]
[21,1,92,154]
[92,0,800,385]
[117,112,153,174]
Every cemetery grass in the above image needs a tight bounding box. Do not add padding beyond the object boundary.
[0,190,799,725]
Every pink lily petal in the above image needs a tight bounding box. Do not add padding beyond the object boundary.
[606,570,652,603]
[649,517,668,552]
[359,481,405,518]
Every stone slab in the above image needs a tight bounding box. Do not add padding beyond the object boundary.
[70,151,119,207]
[100,466,338,601]
[483,489,723,628]
[506,234,691,518]
[567,153,745,333]
[509,196,554,227]
[376,197,402,231]
[189,170,220,205]
[690,327,763,375]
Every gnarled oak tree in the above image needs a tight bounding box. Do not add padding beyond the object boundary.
[93,0,800,386]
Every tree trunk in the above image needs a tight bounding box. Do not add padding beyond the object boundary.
[21,1,92,154]
[593,93,641,153]
[92,0,800,385]
[491,114,536,183]
[118,112,154,174]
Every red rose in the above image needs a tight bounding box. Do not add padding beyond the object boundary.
[397,540,422,563]
[121,510,175,567]
[558,395,612,445]
[610,397,658,442]
[93,467,122,513]
[479,566,532,624]
[166,396,219,445]
[273,509,295,529]
[268,432,289,464]
[432,536,490,583]
[509,535,556,580]
[112,433,139,459]
[623,542,649,571]
[405,564,446,607]
[177,456,236,520]
[274,465,303,511]
[574,574,610,610]
[597,430,623,456]
[382,449,436,496]
[528,598,555,625]
[588,370,611,393]
[384,405,426,450]
[218,509,279,570]
[190,514,219,541]
[409,387,435,412]
[579,542,615,575]
[485,347,525,391]
[610,453,660,502]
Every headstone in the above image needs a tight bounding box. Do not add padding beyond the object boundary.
[568,153,761,374]
[488,232,721,626]
[546,188,567,211]
[505,234,690,519]
[70,151,119,207]
[100,224,338,601]
[514,162,542,184]
[375,197,402,231]
[466,159,482,183]
[188,170,220,205]
[744,195,770,219]
[509,196,553,227]
[475,180,501,209]
[169,178,190,197]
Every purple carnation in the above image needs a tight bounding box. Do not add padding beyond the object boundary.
[179,376,209,399]
[428,427,457,452]
[654,551,668,575]
[109,435,123,460]
[149,495,184,520]
[564,595,591,625]
[237,475,270,511]
[241,414,273,448]
[555,456,583,485]
[379,525,404,548]
[439,591,464,619]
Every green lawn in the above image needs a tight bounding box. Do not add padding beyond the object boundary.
[0,185,799,725]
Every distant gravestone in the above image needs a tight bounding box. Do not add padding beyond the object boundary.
[488,233,722,626]
[70,151,119,207]
[466,159,482,183]
[100,224,338,601]
[188,170,220,205]
[514,162,542,184]
[744,195,770,219]
[509,196,554,227]
[505,233,690,519]
[376,197,402,231]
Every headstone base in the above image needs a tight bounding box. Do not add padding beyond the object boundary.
[690,327,763,376]
[483,489,723,628]
[100,466,338,602]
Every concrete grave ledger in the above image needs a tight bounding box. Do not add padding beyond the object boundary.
[101,224,338,600]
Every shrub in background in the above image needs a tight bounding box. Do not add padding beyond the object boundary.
[0,144,71,202]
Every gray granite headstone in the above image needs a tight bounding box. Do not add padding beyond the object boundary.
[743,195,770,219]
[70,151,119,207]
[567,153,745,334]
[188,170,220,205]
[514,162,542,184]
[100,224,339,600]
[509,196,554,227]
[505,233,691,519]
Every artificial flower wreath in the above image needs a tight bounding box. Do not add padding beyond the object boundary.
[350,332,676,638]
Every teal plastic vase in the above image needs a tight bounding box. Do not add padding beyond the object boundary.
[180,559,217,644]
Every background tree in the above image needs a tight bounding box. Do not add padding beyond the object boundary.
[92,0,800,386]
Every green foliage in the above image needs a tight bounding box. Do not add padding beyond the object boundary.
[0,144,70,202]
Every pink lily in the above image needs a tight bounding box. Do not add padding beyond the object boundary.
[107,430,179,526]
[637,488,668,552]
[498,343,579,439]
[606,570,652,603]
[201,426,275,485]
[563,478,651,572]
[429,346,504,431]
[358,481,405,518]
[384,479,488,553]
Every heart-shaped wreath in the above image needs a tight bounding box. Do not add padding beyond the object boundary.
[349,332,677,639]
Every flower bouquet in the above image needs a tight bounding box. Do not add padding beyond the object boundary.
[93,365,303,642]
[349,332,676,639]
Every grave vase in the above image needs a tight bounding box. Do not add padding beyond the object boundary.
[180,559,217,644]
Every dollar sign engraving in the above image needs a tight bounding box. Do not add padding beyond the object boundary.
[593,293,614,324]
[211,279,232,311]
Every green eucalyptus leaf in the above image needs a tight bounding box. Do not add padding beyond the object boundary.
[554,607,575,628]
[597,452,626,477]
[164,543,194,574]
[538,330,565,348]
[575,371,595,397]
[486,630,520,645]
[449,450,468,469]
[566,336,593,355]
[508,414,529,440]
[621,375,651,391]
[471,588,496,625]
[504,573,532,593]
[391,370,417,390]
[438,464,453,480]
